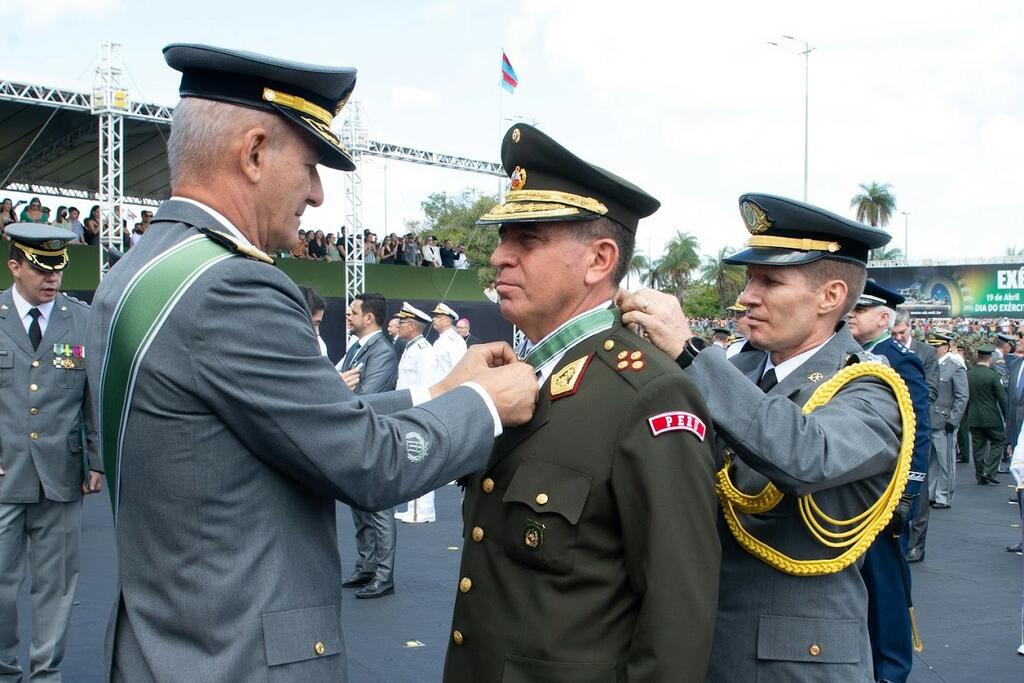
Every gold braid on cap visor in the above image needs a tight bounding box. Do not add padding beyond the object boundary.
[746,235,841,253]
[478,189,609,221]
[13,241,67,271]
[262,87,335,127]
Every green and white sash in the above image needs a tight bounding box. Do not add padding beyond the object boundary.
[100,234,234,519]
[521,308,617,369]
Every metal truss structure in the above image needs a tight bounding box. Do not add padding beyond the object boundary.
[2,47,504,291]
[91,42,129,275]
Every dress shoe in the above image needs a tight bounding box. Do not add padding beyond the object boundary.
[931,502,950,509]
[398,515,435,524]
[341,571,375,588]
[977,478,990,485]
[355,578,395,599]
[1007,543,1023,553]
[986,474,1000,484]
[905,549,924,563]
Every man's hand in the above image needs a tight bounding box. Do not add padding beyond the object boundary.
[887,494,915,535]
[619,288,693,359]
[468,361,539,427]
[339,368,361,391]
[82,470,103,495]
[943,421,957,434]
[429,342,520,399]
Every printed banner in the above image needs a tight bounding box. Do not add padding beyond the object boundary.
[868,263,1024,318]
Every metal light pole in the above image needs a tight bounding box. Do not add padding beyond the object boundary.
[902,211,910,259]
[768,36,816,201]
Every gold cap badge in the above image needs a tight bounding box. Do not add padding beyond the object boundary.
[740,200,772,234]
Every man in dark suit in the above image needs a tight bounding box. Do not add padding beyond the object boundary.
[623,193,903,681]
[1006,343,1024,457]
[0,225,103,682]
[967,345,1008,484]
[340,293,400,599]
[444,124,721,682]
[89,44,538,682]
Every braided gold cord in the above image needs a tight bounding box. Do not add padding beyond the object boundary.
[715,362,915,576]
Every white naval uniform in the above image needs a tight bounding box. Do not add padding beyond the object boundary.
[396,336,442,522]
[433,327,467,377]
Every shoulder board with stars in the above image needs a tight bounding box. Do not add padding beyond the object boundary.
[199,228,274,264]
[550,353,593,400]
[416,338,429,349]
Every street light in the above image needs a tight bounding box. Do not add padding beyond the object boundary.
[767,36,816,202]
[902,211,910,259]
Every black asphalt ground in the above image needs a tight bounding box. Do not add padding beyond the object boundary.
[14,465,1024,682]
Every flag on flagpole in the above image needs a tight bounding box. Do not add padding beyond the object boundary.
[501,52,518,93]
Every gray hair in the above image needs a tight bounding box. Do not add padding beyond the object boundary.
[880,306,896,330]
[167,98,285,188]
[565,216,635,285]
[893,308,911,326]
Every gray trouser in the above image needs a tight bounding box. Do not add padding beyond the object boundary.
[928,428,957,506]
[0,498,82,683]
[351,507,396,582]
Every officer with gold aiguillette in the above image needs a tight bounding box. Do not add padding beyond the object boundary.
[0,223,101,682]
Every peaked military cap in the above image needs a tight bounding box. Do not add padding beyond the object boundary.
[726,299,747,312]
[5,223,75,271]
[976,344,995,356]
[163,43,357,170]
[856,279,905,309]
[711,326,731,336]
[926,329,955,346]
[396,302,432,325]
[432,302,458,320]
[996,332,1016,344]
[725,193,891,267]
[477,123,660,233]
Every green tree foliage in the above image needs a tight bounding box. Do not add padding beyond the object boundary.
[650,230,701,293]
[625,253,651,290]
[681,283,721,319]
[407,190,500,284]
[699,246,745,309]
[850,182,897,228]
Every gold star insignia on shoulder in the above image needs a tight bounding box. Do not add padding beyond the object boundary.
[550,354,592,400]
[808,372,824,382]
[603,339,615,351]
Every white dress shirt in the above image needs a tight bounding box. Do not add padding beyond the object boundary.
[11,286,54,336]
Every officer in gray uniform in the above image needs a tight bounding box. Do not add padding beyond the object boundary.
[623,194,903,682]
[89,44,537,682]
[0,224,102,682]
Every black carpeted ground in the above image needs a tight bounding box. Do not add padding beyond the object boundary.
[14,465,1024,681]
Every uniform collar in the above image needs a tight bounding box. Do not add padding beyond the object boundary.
[170,196,253,248]
[764,334,835,383]
[11,285,55,323]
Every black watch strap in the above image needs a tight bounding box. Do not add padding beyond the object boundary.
[674,336,706,370]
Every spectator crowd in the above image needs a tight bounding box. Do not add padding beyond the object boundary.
[285,227,470,269]
[2,196,153,250]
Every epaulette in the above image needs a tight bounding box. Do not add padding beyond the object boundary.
[844,350,883,367]
[60,293,90,308]
[199,228,274,265]
[594,329,675,392]
[416,339,429,349]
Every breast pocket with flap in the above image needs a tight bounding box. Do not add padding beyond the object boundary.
[501,459,592,575]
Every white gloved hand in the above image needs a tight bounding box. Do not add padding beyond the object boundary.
[1010,456,1024,487]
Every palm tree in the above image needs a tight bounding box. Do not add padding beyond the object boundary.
[850,182,897,228]
[650,231,701,294]
[1006,245,1024,257]
[699,246,745,307]
[868,246,904,262]
[626,253,651,290]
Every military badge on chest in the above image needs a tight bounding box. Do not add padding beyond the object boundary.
[550,354,593,400]
[52,343,86,370]
[523,520,545,550]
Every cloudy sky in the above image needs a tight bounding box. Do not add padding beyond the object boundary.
[1,0,1021,263]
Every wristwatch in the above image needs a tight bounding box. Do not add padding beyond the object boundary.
[674,336,706,370]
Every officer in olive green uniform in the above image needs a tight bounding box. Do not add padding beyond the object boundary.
[443,124,721,682]
[966,345,1007,484]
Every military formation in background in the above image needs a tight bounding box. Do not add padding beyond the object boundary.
[4,39,1024,683]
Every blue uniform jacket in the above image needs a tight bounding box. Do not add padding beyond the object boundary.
[874,338,931,497]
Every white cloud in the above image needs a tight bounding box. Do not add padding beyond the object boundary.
[0,0,122,23]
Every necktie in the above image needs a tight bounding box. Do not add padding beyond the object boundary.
[342,340,361,371]
[27,308,42,350]
[758,367,778,393]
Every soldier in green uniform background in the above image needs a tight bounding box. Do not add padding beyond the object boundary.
[443,124,721,682]
[966,345,1007,485]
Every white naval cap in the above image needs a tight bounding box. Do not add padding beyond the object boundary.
[397,301,432,324]
[431,302,458,320]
